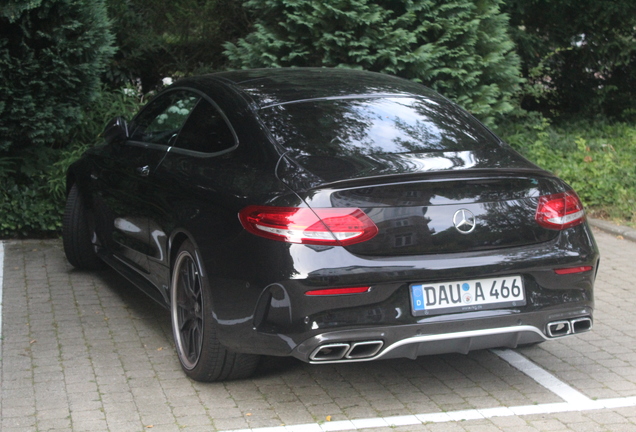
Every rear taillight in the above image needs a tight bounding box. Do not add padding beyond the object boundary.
[305,286,370,296]
[535,191,585,230]
[238,206,378,246]
[554,266,593,275]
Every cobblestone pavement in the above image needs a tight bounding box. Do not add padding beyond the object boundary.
[1,227,636,432]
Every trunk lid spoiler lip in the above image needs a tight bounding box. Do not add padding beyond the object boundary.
[301,167,557,192]
[276,149,555,193]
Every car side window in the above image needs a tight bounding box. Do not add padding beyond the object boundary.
[130,91,199,145]
[174,98,236,154]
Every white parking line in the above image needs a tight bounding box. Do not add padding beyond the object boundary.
[220,398,636,432]
[219,348,636,432]
[492,348,592,404]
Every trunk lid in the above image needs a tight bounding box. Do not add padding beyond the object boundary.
[320,174,560,256]
[280,150,563,256]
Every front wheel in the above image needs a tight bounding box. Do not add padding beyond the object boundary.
[62,184,104,270]
[170,240,259,382]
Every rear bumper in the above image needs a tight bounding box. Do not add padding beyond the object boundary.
[293,308,593,363]
[208,223,599,361]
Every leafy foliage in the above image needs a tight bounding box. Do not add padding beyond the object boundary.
[105,0,250,90]
[0,177,63,237]
[48,87,145,203]
[0,145,61,237]
[225,0,523,123]
[0,0,115,153]
[1,0,634,236]
[0,0,119,237]
[0,86,144,238]
[497,116,636,222]
[503,0,636,119]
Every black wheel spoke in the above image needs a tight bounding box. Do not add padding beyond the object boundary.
[181,267,195,299]
[187,324,200,360]
[172,252,205,370]
[178,310,194,332]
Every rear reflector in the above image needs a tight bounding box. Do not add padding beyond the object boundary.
[305,286,370,296]
[535,191,585,230]
[554,266,593,275]
[238,206,378,246]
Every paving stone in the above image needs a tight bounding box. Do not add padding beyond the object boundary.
[105,421,146,432]
[3,232,636,432]
[274,408,318,425]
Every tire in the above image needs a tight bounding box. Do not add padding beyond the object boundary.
[170,240,260,382]
[62,184,104,270]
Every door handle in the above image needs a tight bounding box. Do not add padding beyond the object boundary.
[136,165,150,177]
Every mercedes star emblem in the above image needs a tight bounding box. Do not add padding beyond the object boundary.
[453,209,476,234]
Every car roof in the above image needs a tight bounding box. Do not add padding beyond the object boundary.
[177,68,441,109]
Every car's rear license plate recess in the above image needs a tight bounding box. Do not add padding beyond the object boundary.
[410,276,525,316]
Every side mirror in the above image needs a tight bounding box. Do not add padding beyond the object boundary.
[102,116,129,145]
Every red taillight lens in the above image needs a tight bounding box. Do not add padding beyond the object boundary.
[554,266,593,275]
[535,191,586,230]
[238,206,378,246]
[305,286,370,296]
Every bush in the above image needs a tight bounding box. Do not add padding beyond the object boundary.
[0,179,63,237]
[48,86,146,202]
[496,116,636,223]
[0,0,115,152]
[0,86,145,238]
[225,0,523,124]
[0,0,117,237]
[105,0,251,90]
[503,0,636,120]
[0,146,62,237]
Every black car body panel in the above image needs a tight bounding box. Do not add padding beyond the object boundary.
[66,68,598,372]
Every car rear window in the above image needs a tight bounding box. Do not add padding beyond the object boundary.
[258,97,500,156]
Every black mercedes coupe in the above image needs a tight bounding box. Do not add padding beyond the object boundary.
[63,68,599,382]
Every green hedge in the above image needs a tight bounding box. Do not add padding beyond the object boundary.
[0,0,114,152]
[0,87,144,238]
[225,0,522,124]
[496,116,636,223]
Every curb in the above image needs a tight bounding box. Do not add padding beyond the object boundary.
[588,218,636,243]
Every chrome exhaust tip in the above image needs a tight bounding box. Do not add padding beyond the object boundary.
[345,341,383,359]
[571,317,592,333]
[310,343,350,361]
[547,320,572,337]
[310,340,384,361]
[546,316,592,338]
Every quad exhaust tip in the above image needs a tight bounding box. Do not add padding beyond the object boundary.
[309,317,593,362]
[547,316,592,338]
[310,340,384,362]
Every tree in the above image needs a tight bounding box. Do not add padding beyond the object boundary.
[503,0,636,119]
[105,0,251,91]
[0,0,115,153]
[0,0,115,236]
[224,0,523,123]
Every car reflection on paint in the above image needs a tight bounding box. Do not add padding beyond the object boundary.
[63,68,599,382]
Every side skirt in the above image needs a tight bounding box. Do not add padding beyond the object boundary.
[97,248,170,310]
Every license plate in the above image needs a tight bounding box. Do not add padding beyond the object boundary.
[410,276,525,316]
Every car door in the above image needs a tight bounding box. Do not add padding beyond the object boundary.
[91,90,200,278]
[142,95,241,291]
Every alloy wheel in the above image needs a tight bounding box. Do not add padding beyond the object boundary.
[171,250,204,370]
